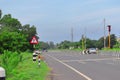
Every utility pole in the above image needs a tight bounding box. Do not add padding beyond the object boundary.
[82,34,85,50]
[71,27,73,42]
[82,34,86,50]
[104,19,106,48]
[84,28,86,49]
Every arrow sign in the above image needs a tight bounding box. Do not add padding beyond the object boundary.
[30,36,38,44]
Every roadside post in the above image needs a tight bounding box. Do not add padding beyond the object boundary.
[33,51,37,62]
[38,53,41,67]
[0,67,6,80]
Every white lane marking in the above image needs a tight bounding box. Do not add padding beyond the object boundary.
[62,58,120,62]
[46,54,92,80]
[78,61,86,64]
[106,63,115,65]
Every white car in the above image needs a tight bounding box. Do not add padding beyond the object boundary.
[88,48,97,54]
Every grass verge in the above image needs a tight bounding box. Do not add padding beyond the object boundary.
[0,52,49,80]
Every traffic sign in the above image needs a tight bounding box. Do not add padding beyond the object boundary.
[30,36,38,44]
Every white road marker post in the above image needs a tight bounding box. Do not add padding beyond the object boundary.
[38,53,41,67]
[0,67,6,80]
[33,51,37,62]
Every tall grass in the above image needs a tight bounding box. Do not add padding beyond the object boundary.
[7,52,49,80]
[0,50,21,76]
[0,51,49,80]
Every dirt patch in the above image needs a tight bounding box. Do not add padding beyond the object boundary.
[46,69,54,80]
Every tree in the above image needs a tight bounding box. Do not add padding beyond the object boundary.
[0,10,38,52]
[22,24,37,41]
[79,38,98,49]
[39,41,50,50]
[57,40,71,49]
[0,14,22,32]
[22,24,37,50]
[106,34,117,48]
[0,9,2,19]
[48,41,55,49]
[0,30,28,53]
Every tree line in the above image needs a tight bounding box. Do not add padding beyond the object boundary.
[57,34,118,50]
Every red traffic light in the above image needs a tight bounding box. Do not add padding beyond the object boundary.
[107,25,111,32]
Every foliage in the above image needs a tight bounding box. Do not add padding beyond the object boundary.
[57,34,117,50]
[6,52,49,80]
[113,42,120,48]
[0,30,28,53]
[0,9,2,19]
[22,24,37,41]
[58,40,71,49]
[106,34,117,48]
[0,14,22,32]
[0,10,38,52]
[39,41,50,50]
[97,36,104,49]
[21,25,37,51]
[0,50,22,76]
[85,38,97,48]
[48,41,55,49]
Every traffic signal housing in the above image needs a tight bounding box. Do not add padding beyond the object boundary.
[108,25,111,32]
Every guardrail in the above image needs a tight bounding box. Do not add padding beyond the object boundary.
[99,50,120,58]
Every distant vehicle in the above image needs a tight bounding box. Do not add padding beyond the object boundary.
[88,48,97,54]
[42,48,48,52]
[34,50,41,55]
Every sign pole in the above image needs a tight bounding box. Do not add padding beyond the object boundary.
[33,44,35,50]
[108,31,111,48]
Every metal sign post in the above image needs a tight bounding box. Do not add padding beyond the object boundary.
[30,36,39,62]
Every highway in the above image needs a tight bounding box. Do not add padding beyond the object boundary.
[44,50,120,80]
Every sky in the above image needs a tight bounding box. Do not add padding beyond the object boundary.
[0,0,120,43]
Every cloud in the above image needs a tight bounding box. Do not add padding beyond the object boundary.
[73,7,120,23]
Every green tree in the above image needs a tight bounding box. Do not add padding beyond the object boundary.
[22,24,37,50]
[48,41,55,49]
[106,34,117,48]
[0,30,28,53]
[0,10,38,52]
[58,40,71,49]
[0,9,2,19]
[39,41,50,50]
[22,24,37,41]
[0,14,22,32]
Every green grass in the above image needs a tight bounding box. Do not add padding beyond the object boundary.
[101,48,120,52]
[0,52,49,80]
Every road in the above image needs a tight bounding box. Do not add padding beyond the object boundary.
[43,50,120,80]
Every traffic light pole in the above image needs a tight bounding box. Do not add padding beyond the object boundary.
[108,31,111,48]
[107,25,111,48]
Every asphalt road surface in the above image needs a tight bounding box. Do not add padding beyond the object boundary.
[43,50,120,80]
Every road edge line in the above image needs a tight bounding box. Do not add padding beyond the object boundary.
[46,54,92,80]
